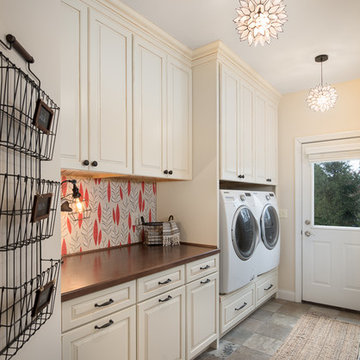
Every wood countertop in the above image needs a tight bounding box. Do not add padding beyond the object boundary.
[61,243,220,302]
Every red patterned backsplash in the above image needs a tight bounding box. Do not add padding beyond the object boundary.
[61,176,157,255]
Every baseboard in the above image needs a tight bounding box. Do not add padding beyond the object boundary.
[277,289,296,302]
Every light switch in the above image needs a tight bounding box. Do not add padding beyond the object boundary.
[279,209,288,218]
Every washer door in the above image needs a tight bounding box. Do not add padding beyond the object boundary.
[231,206,259,261]
[261,205,280,250]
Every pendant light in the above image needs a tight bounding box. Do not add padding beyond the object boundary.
[307,55,338,112]
[234,0,287,47]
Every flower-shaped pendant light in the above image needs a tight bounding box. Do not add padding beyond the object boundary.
[307,55,338,112]
[234,0,287,46]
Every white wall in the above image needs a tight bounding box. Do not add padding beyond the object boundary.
[0,1,62,359]
[278,78,360,297]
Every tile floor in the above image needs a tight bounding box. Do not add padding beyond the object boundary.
[195,298,360,360]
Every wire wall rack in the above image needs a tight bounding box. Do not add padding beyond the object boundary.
[0,35,60,360]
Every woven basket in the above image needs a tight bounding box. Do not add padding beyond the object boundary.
[141,216,163,246]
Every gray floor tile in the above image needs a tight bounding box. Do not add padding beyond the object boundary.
[228,346,272,360]
[276,302,310,318]
[250,309,273,322]
[308,305,340,317]
[261,301,283,313]
[242,333,283,356]
[223,327,253,345]
[202,340,240,359]
[270,312,298,327]
[255,320,293,341]
[239,317,264,332]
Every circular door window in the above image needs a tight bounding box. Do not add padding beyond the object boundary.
[261,205,280,250]
[231,206,259,261]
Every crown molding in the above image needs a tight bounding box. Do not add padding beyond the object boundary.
[193,41,282,101]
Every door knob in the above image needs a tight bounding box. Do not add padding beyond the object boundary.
[82,160,89,166]
[163,170,168,175]
[305,220,311,225]
[91,161,98,167]
[304,231,312,237]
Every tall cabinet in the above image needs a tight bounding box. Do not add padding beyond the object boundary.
[60,0,192,179]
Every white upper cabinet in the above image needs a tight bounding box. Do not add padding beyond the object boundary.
[167,56,192,180]
[133,36,192,180]
[219,62,278,185]
[254,91,267,184]
[133,36,167,178]
[60,0,192,179]
[60,0,88,170]
[220,65,240,181]
[88,10,132,174]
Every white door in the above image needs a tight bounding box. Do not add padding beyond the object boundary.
[167,56,192,180]
[133,36,167,178]
[186,273,218,360]
[137,286,186,360]
[302,139,360,310]
[265,102,278,185]
[88,9,132,174]
[239,80,256,183]
[60,0,89,170]
[254,92,267,184]
[219,64,240,181]
[62,306,136,360]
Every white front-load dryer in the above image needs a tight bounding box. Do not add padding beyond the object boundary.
[254,192,280,276]
[219,190,260,294]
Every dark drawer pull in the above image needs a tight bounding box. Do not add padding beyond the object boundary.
[94,298,114,308]
[159,295,172,303]
[200,265,210,270]
[235,302,247,311]
[94,319,114,330]
[264,284,273,291]
[200,279,210,284]
[158,278,172,285]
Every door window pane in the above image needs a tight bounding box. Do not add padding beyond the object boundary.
[314,160,360,227]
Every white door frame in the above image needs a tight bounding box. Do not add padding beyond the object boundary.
[294,130,360,302]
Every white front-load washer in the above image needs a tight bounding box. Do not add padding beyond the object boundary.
[219,190,260,294]
[254,192,280,276]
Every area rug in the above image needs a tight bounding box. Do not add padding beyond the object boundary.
[271,312,360,360]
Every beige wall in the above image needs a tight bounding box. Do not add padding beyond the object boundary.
[278,78,360,295]
[0,1,62,359]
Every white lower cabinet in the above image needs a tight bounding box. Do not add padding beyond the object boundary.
[62,305,136,360]
[186,272,218,360]
[137,286,186,360]
[61,254,219,360]
[220,268,278,335]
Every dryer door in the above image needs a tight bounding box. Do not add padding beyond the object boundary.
[261,205,280,250]
[231,206,259,261]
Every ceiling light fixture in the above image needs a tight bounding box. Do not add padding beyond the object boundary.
[234,0,287,47]
[307,54,338,113]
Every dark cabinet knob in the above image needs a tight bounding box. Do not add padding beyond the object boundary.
[82,160,89,166]
[238,175,245,179]
[91,161,98,167]
[163,170,168,175]
[266,178,272,182]
[168,170,173,175]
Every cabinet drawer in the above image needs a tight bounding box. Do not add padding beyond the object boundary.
[220,283,255,334]
[186,255,218,283]
[62,281,136,332]
[62,305,136,360]
[137,265,185,302]
[256,270,278,306]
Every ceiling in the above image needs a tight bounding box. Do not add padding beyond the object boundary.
[120,0,360,94]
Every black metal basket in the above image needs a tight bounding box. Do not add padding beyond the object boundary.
[0,259,60,360]
[0,175,60,251]
[0,52,60,161]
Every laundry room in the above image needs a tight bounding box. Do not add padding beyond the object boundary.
[0,1,359,360]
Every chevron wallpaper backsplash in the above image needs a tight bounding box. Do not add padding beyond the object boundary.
[60,176,157,255]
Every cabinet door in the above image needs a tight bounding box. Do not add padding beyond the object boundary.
[133,36,167,178]
[186,273,218,360]
[88,10,132,174]
[254,92,267,184]
[265,102,278,185]
[60,0,89,170]
[167,56,192,180]
[220,65,240,181]
[62,305,136,360]
[239,81,256,183]
[137,286,186,360]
